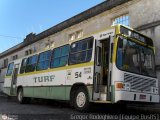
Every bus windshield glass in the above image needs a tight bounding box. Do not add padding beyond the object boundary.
[117,36,156,77]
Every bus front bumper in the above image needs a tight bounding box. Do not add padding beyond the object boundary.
[115,91,159,103]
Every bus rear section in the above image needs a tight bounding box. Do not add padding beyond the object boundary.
[3,59,21,96]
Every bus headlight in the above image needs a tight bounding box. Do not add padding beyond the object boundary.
[124,83,131,91]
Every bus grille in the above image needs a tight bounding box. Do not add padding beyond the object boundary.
[124,73,156,93]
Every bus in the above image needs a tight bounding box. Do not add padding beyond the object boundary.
[3,25,159,111]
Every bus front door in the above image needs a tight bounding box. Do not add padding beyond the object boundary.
[10,64,19,96]
[93,40,102,101]
[93,38,112,101]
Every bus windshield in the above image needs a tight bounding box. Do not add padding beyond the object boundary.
[117,36,156,77]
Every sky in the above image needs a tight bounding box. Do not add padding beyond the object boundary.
[0,0,104,53]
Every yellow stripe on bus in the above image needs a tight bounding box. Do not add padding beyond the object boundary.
[18,61,94,77]
[112,37,118,63]
[5,76,12,78]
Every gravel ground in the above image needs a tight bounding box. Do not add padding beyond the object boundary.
[0,95,160,120]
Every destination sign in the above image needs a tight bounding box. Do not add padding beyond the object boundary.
[120,26,153,46]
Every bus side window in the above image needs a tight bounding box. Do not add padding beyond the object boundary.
[69,37,93,65]
[25,55,38,73]
[20,58,27,74]
[6,63,14,76]
[36,50,51,71]
[51,45,69,68]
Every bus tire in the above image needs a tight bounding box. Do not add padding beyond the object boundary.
[17,88,31,104]
[73,87,90,112]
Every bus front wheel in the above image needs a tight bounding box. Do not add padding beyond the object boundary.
[73,87,90,111]
[17,88,30,104]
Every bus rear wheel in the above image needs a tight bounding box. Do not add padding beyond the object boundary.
[17,88,31,104]
[73,87,90,111]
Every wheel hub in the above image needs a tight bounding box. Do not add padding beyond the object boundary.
[18,91,22,101]
[76,92,86,108]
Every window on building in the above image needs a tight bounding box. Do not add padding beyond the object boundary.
[45,43,50,49]
[50,41,55,48]
[25,55,38,72]
[112,14,130,26]
[6,62,14,76]
[69,37,93,65]
[51,45,69,68]
[4,59,8,68]
[25,51,29,56]
[25,49,32,56]
[12,55,18,60]
[69,33,76,41]
[29,49,32,54]
[77,30,83,39]
[37,50,51,71]
[20,58,27,74]
[69,30,83,41]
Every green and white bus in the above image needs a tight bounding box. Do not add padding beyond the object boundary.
[3,25,159,111]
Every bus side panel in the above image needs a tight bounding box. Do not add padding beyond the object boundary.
[3,77,12,95]
[16,64,94,100]
[3,87,11,96]
[17,69,66,100]
[47,86,66,100]
[24,86,66,100]
[23,87,34,97]
[65,65,94,101]
[23,86,70,100]
[17,75,34,97]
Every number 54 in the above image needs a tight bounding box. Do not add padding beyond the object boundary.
[75,72,82,78]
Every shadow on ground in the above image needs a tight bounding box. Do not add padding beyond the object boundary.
[1,96,160,120]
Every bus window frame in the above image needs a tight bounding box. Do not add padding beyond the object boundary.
[115,36,156,78]
[68,37,94,65]
[25,54,38,73]
[6,62,14,76]
[36,50,51,71]
[20,58,27,74]
[50,44,70,68]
